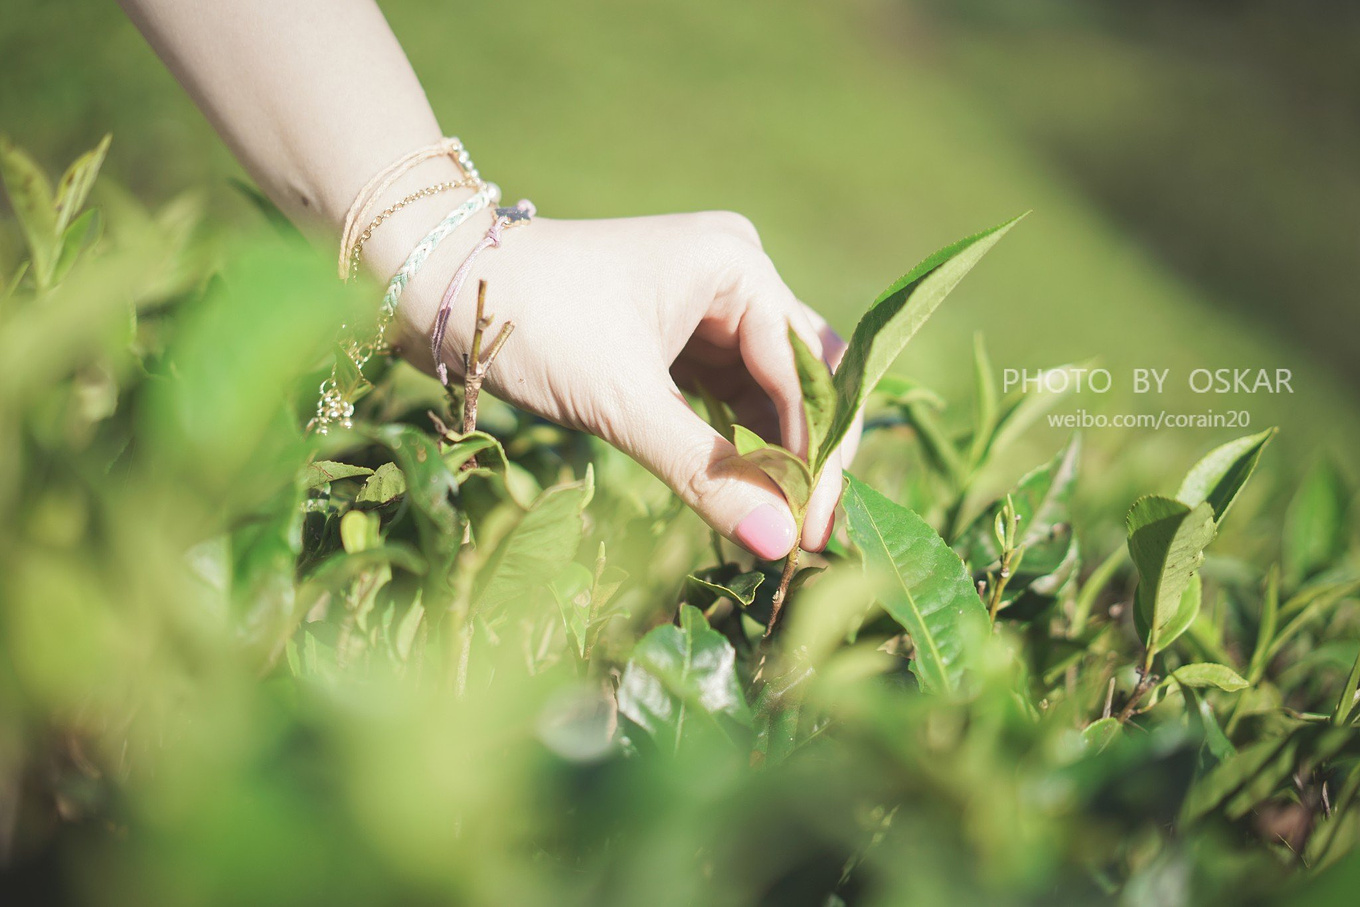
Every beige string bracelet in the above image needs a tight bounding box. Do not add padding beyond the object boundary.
[337,136,483,280]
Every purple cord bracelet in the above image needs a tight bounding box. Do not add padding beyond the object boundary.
[431,199,536,385]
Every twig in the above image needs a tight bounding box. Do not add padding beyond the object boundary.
[1116,668,1159,723]
[763,547,802,641]
[457,280,515,470]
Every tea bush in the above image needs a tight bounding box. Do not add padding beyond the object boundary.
[2,138,1358,906]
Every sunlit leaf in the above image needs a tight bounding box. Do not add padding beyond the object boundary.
[1170,662,1248,692]
[733,424,814,513]
[1176,428,1275,525]
[820,214,1024,473]
[788,326,836,470]
[843,474,988,693]
[475,469,593,611]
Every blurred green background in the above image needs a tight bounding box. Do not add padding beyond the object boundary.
[4,3,1360,903]
[2,0,1358,466]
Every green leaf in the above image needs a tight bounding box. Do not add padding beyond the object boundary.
[733,424,814,513]
[303,460,375,489]
[1332,645,1360,726]
[967,332,998,469]
[1181,685,1236,763]
[686,568,764,607]
[51,207,102,285]
[550,563,595,657]
[1171,662,1249,692]
[365,425,460,535]
[339,510,380,554]
[1135,573,1203,660]
[820,214,1024,474]
[842,474,989,694]
[356,462,407,504]
[444,430,506,473]
[1176,428,1275,525]
[871,374,945,410]
[1247,566,1281,683]
[1126,495,1216,658]
[958,435,1081,610]
[788,326,836,470]
[475,470,593,611]
[617,605,752,752]
[0,135,58,287]
[1082,717,1121,753]
[1283,459,1352,586]
[53,133,110,236]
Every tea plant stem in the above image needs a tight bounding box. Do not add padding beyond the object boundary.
[458,280,514,470]
[763,546,802,641]
[1116,668,1158,724]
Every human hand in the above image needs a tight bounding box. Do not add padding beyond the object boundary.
[386,209,863,560]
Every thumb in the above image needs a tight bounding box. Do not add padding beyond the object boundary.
[612,382,798,561]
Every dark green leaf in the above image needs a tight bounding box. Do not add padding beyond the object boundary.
[1126,496,1216,657]
[617,605,752,752]
[843,474,989,693]
[1283,459,1352,585]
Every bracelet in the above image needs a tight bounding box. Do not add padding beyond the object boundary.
[308,182,501,434]
[343,178,477,281]
[338,136,482,280]
[430,199,537,386]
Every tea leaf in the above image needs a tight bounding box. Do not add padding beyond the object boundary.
[51,207,102,285]
[303,460,374,490]
[819,214,1024,473]
[967,332,998,468]
[959,435,1081,611]
[475,470,593,611]
[1126,496,1216,658]
[0,135,58,287]
[687,568,764,607]
[1332,646,1360,726]
[1171,662,1249,692]
[1283,460,1352,585]
[1135,573,1202,659]
[1176,428,1275,525]
[53,133,110,236]
[356,462,407,504]
[1082,717,1121,753]
[788,326,836,470]
[733,424,814,513]
[617,605,752,752]
[843,474,989,693]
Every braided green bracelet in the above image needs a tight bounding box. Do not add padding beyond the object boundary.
[308,181,501,434]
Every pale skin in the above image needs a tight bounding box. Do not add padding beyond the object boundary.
[119,0,862,559]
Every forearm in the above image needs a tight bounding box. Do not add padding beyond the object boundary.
[119,0,465,272]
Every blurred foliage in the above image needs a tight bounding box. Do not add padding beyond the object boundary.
[3,133,1360,907]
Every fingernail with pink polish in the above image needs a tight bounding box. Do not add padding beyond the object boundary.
[734,504,796,560]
